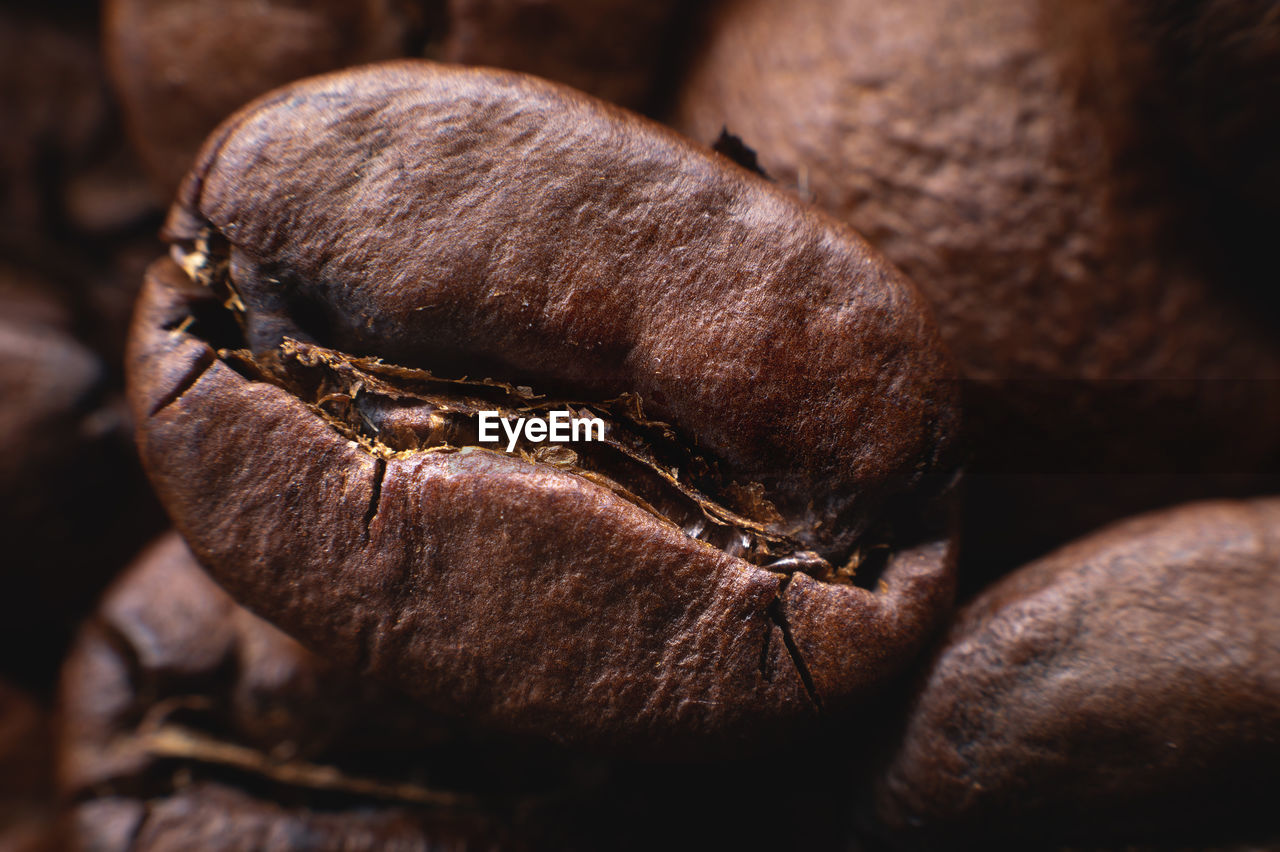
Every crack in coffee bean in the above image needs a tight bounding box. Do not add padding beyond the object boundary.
[174,230,875,583]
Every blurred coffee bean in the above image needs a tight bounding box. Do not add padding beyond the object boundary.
[674,0,1280,571]
[442,0,699,114]
[104,0,426,198]
[872,499,1280,850]
[1125,0,1280,214]
[1,3,164,370]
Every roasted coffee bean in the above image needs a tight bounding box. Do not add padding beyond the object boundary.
[0,6,156,243]
[127,61,960,753]
[673,0,1280,566]
[106,0,696,200]
[871,499,1280,850]
[0,270,107,545]
[1,3,164,370]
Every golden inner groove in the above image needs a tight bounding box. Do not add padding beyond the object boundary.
[225,340,839,576]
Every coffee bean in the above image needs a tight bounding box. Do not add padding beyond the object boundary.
[1,3,166,384]
[1125,0,1280,213]
[672,0,1280,568]
[873,499,1280,849]
[63,531,888,849]
[442,0,698,112]
[127,61,961,754]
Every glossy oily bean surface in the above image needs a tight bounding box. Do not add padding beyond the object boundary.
[128,61,960,753]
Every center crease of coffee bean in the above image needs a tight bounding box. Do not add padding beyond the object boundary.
[173,233,877,585]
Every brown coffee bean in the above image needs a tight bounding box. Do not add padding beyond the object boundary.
[872,499,1280,849]
[0,4,165,372]
[0,7,156,240]
[0,8,167,673]
[127,61,960,753]
[673,0,1280,565]
[0,267,106,446]
[1,9,111,238]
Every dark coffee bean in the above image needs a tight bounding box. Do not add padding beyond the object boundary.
[672,0,1280,568]
[127,61,961,754]
[872,499,1280,850]
[442,0,699,112]
[0,5,165,371]
[1125,0,1280,213]
[0,8,157,242]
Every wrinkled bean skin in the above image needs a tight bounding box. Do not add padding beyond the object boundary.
[59,532,879,851]
[128,62,960,754]
[872,499,1280,850]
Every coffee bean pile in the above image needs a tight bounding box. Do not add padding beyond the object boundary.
[3,2,1277,849]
